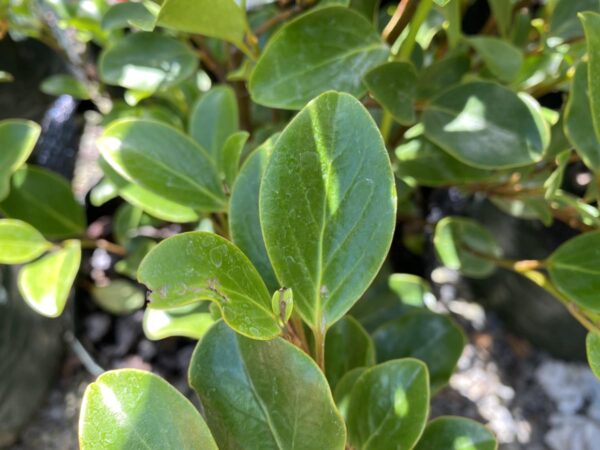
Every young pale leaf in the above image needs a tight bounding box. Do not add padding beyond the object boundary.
[189,86,239,167]
[347,359,430,450]
[157,0,247,46]
[99,32,197,93]
[0,119,40,201]
[18,240,80,318]
[414,416,497,450]
[189,321,347,450]
[363,61,417,125]
[143,303,215,340]
[373,311,466,393]
[0,219,50,264]
[229,135,279,292]
[0,166,86,238]
[222,131,249,187]
[79,369,218,450]
[423,81,548,169]
[564,62,600,170]
[548,231,600,312]
[249,6,388,109]
[434,217,502,278]
[416,54,470,100]
[388,273,433,307]
[466,37,523,82]
[260,92,396,329]
[580,12,600,141]
[586,332,600,379]
[99,119,226,212]
[138,232,280,339]
[40,74,90,100]
[325,316,376,388]
[101,1,157,31]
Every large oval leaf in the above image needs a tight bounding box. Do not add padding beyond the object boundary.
[99,119,226,212]
[229,135,279,292]
[189,321,347,450]
[260,91,396,329]
[0,219,50,264]
[0,119,40,201]
[347,359,430,450]
[548,231,600,312]
[414,416,497,450]
[99,32,197,92]
[79,369,218,450]
[249,6,388,109]
[18,240,81,318]
[138,231,280,339]
[423,81,548,169]
[0,165,85,238]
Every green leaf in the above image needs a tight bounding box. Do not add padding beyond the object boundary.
[138,231,280,339]
[548,231,600,312]
[99,158,199,223]
[99,32,197,93]
[113,203,143,245]
[157,0,247,46]
[414,416,498,450]
[0,219,51,264]
[222,131,249,187]
[91,279,146,315]
[0,165,86,238]
[229,135,279,292]
[347,359,430,450]
[0,119,41,201]
[99,119,226,212]
[467,36,523,82]
[333,367,367,421]
[580,12,600,142]
[423,81,548,169]
[249,6,388,109]
[363,61,417,125]
[115,237,157,279]
[143,303,215,340]
[188,321,347,450]
[80,369,218,450]
[18,240,80,317]
[388,273,433,307]
[260,92,396,329]
[416,54,470,100]
[489,0,513,38]
[325,316,376,388]
[101,1,157,31]
[550,0,599,42]
[39,74,90,100]
[373,311,466,392]
[434,216,502,278]
[189,86,239,167]
[586,332,600,379]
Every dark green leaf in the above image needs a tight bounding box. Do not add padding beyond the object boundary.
[489,0,513,37]
[414,416,497,450]
[586,332,600,379]
[333,367,367,420]
[260,92,396,329]
[189,321,346,450]
[550,0,599,42]
[416,54,470,100]
[222,131,249,187]
[580,12,600,141]
[143,303,215,340]
[467,37,523,82]
[113,203,143,245]
[80,369,218,450]
[39,74,90,100]
[138,232,280,339]
[249,6,388,109]
[0,219,50,264]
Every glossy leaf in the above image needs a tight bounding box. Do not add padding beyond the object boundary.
[229,135,279,292]
[18,240,81,318]
[99,32,197,92]
[580,12,600,141]
[434,216,502,278]
[157,0,247,46]
[79,369,218,450]
[467,37,523,82]
[260,91,396,329]
[138,232,280,339]
[189,86,239,167]
[388,273,433,307]
[363,61,417,125]
[333,367,367,420]
[423,81,548,169]
[0,119,40,201]
[0,219,50,264]
[143,303,215,340]
[414,416,497,450]
[222,131,249,187]
[416,54,470,100]
[0,165,86,238]
[91,280,145,315]
[39,74,90,100]
[373,311,466,392]
[548,231,600,312]
[249,6,388,109]
[347,359,430,450]
[189,321,347,450]
[101,1,157,31]
[325,316,376,388]
[586,332,600,379]
[99,119,226,212]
